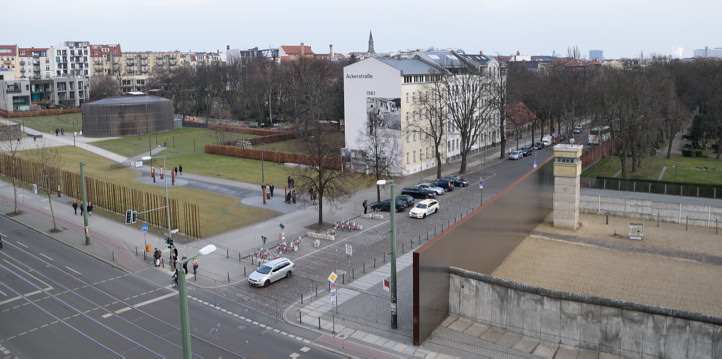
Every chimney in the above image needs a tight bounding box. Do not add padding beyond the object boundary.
[301,42,305,56]
[226,45,230,50]
[330,44,334,59]
[479,50,484,55]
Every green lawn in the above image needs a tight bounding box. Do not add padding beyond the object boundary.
[18,146,278,236]
[583,155,722,185]
[256,131,344,153]
[13,113,82,134]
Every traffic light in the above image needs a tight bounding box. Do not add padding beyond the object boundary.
[131,210,138,224]
[165,237,174,248]
[125,210,132,224]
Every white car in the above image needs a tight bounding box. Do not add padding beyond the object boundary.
[416,183,445,195]
[248,257,294,287]
[508,150,524,160]
[409,199,440,219]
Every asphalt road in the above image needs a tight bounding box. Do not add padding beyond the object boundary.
[0,215,344,359]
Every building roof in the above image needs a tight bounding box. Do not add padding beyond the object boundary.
[280,45,314,56]
[90,44,122,57]
[86,95,171,106]
[18,48,49,57]
[376,58,439,75]
[0,45,18,57]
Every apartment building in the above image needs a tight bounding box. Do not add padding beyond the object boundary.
[90,44,122,77]
[344,50,501,176]
[119,50,221,92]
[51,41,92,77]
[226,46,279,64]
[0,45,18,77]
[17,48,53,80]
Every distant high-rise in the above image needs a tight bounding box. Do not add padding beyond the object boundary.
[694,46,722,58]
[368,31,375,54]
[589,49,604,61]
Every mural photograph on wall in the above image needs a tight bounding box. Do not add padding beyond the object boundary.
[366,97,401,131]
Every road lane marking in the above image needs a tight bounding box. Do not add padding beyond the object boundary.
[300,346,310,352]
[15,241,28,248]
[0,290,45,305]
[102,291,176,318]
[0,288,6,297]
[38,253,54,261]
[64,265,82,276]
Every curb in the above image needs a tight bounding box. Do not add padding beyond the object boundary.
[1,212,129,274]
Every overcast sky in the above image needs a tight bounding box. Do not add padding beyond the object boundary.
[2,0,720,59]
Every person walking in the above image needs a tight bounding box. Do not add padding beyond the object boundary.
[192,258,199,280]
[87,202,94,216]
[55,128,59,136]
[363,199,368,214]
[153,248,161,267]
[181,256,189,274]
[72,200,78,215]
[269,184,275,198]
[60,128,64,136]
[178,165,183,175]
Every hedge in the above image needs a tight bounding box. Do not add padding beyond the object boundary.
[204,144,342,170]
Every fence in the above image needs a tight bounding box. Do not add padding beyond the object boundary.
[580,139,614,170]
[582,176,722,200]
[205,144,342,170]
[0,154,201,238]
[0,108,80,118]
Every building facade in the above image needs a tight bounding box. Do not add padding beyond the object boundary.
[344,51,501,176]
[0,45,18,78]
[589,50,604,61]
[51,41,92,77]
[90,44,122,78]
[18,48,53,80]
[0,79,31,112]
[693,47,722,58]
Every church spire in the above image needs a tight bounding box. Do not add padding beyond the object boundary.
[368,30,375,54]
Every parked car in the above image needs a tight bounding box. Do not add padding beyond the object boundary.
[532,142,545,150]
[248,257,295,287]
[508,150,524,160]
[441,175,469,187]
[541,135,553,147]
[409,199,440,219]
[573,126,583,134]
[371,198,409,212]
[432,179,455,192]
[397,194,415,207]
[519,146,533,157]
[401,187,437,199]
[416,183,445,195]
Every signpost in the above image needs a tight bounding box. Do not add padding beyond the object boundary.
[383,278,390,292]
[479,179,485,206]
[141,223,149,249]
[328,272,338,308]
[345,244,353,263]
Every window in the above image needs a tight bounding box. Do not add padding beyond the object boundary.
[406,132,410,143]
[405,92,409,103]
[406,152,410,165]
[413,150,416,163]
[413,132,416,142]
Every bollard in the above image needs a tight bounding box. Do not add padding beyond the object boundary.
[686,216,689,231]
[427,231,429,241]
[352,268,355,280]
[717,218,719,235]
[402,242,405,252]
[318,317,321,330]
[227,272,230,282]
[243,266,246,277]
[143,251,146,260]
[238,253,241,262]
[605,213,609,225]
[135,247,138,256]
[251,255,254,265]
[342,273,345,284]
[315,285,318,297]
[112,250,115,262]
[657,210,660,227]
[333,315,335,334]
[299,310,302,324]
[363,263,365,273]
[383,252,386,264]
[226,248,229,258]
[373,257,376,268]
[301,293,304,304]
[161,258,165,268]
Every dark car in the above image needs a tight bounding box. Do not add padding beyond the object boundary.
[532,142,544,150]
[401,187,437,199]
[441,175,469,187]
[370,198,409,212]
[432,179,454,192]
[520,146,533,157]
[397,194,415,207]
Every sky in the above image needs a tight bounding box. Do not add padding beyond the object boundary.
[2,0,720,59]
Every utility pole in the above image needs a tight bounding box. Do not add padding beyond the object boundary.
[163,158,173,242]
[268,90,273,127]
[261,151,265,184]
[388,181,398,329]
[80,162,90,245]
[177,266,192,359]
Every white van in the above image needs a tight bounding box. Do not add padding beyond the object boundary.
[541,135,553,147]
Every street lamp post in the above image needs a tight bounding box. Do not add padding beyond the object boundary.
[377,179,398,329]
[177,244,217,359]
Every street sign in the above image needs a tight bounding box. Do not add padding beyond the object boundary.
[327,272,338,283]
[345,244,353,257]
[141,156,152,161]
[134,161,143,168]
[479,180,485,190]
[329,285,337,304]
[383,278,390,292]
[141,223,149,232]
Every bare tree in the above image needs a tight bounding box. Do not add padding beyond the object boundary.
[489,63,509,160]
[35,142,61,232]
[1,134,23,215]
[89,75,121,101]
[360,118,399,201]
[439,70,496,173]
[408,81,446,178]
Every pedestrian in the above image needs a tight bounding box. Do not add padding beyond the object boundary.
[61,128,64,135]
[171,170,176,186]
[287,176,292,189]
[178,165,183,175]
[55,128,59,136]
[285,191,291,203]
[363,199,368,214]
[72,200,78,215]
[182,256,188,274]
[87,202,94,216]
[174,166,178,175]
[192,258,198,279]
[153,248,161,267]
[80,202,84,216]
[292,189,296,204]
[269,184,274,198]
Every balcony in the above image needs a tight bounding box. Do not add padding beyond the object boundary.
[6,85,22,94]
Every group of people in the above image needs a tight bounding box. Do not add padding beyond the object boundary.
[150,165,183,185]
[71,200,93,216]
[54,128,66,136]
[165,246,200,286]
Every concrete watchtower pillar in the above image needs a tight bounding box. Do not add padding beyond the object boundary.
[553,144,583,229]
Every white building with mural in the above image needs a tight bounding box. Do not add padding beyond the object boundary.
[343,50,501,176]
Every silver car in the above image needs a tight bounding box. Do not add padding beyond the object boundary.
[416,183,445,195]
[248,257,295,287]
